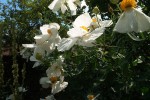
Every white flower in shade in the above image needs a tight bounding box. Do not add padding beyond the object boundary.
[30,46,45,68]
[34,23,61,53]
[20,48,32,60]
[113,0,150,33]
[57,13,112,51]
[48,0,81,15]
[46,56,64,78]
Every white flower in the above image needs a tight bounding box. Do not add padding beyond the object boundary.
[113,0,150,33]
[46,57,64,78]
[57,13,112,51]
[48,0,81,15]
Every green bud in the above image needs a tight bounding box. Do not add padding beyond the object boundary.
[92,6,100,14]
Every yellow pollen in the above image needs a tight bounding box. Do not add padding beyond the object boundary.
[92,18,97,23]
[120,0,137,11]
[80,26,89,32]
[50,76,58,84]
[47,29,52,36]
[87,95,94,100]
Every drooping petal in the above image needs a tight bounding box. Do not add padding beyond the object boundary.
[134,8,150,32]
[57,38,78,51]
[113,8,150,33]
[113,9,138,33]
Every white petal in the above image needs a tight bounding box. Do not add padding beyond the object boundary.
[134,8,150,32]
[67,27,86,37]
[73,13,92,28]
[33,47,45,57]
[32,62,41,68]
[49,23,60,30]
[86,27,105,41]
[67,0,77,15]
[113,8,150,33]
[57,38,78,51]
[34,35,49,44]
[30,56,38,61]
[22,44,35,48]
[40,77,50,88]
[48,0,61,13]
[51,81,68,94]
[101,20,113,27]
[45,95,56,100]
[77,39,95,47]
[61,4,68,14]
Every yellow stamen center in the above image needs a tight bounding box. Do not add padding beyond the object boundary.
[80,26,89,32]
[92,18,97,23]
[120,0,137,11]
[47,29,52,36]
[87,95,94,100]
[50,76,58,84]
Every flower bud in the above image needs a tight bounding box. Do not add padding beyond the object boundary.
[92,6,100,14]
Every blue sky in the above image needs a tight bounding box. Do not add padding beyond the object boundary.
[0,0,7,3]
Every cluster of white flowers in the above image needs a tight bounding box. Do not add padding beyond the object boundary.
[20,0,150,99]
[39,56,68,100]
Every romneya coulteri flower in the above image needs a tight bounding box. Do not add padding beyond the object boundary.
[22,23,61,68]
[57,13,112,51]
[113,0,150,33]
[39,56,68,94]
[48,0,83,15]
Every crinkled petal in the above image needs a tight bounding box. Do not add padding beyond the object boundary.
[57,38,78,51]
[86,27,105,41]
[51,81,68,94]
